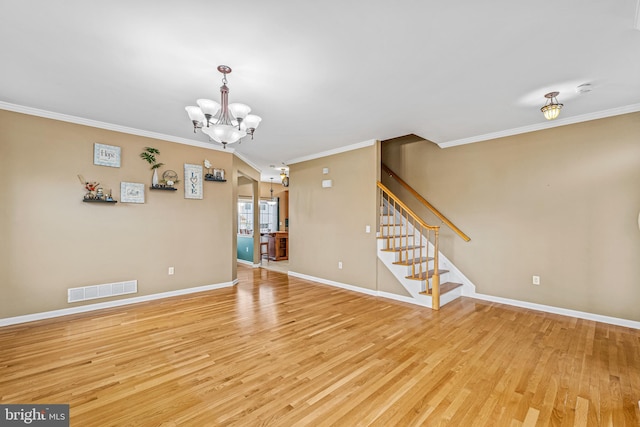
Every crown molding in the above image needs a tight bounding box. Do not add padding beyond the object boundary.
[286,139,377,165]
[0,101,230,152]
[233,151,262,173]
[437,103,640,148]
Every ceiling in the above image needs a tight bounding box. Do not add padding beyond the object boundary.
[1,1,639,182]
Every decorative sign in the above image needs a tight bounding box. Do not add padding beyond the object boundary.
[184,164,203,199]
[120,182,145,203]
[94,143,121,168]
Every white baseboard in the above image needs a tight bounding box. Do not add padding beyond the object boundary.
[288,271,378,296]
[289,271,640,330]
[377,291,428,307]
[469,292,640,330]
[0,281,236,327]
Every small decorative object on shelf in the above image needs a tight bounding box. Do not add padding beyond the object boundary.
[140,147,165,187]
[78,176,117,203]
[204,166,226,182]
[78,174,100,200]
[151,170,179,190]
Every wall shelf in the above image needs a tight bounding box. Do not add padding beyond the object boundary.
[83,199,117,204]
[205,177,227,183]
[150,186,177,191]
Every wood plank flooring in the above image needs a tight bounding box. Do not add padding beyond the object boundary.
[1,265,639,426]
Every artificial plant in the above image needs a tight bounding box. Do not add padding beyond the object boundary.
[139,147,164,170]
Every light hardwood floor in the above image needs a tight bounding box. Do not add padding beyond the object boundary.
[1,265,639,426]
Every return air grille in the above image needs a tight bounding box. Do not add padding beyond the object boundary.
[68,280,137,303]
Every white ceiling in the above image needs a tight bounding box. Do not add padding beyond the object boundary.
[1,0,639,181]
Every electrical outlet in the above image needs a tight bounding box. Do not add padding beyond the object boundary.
[338,261,343,269]
[532,275,540,285]
[246,247,249,252]
[168,267,175,275]
[365,225,371,233]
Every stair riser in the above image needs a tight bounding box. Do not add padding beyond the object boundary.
[394,251,432,264]
[382,237,422,249]
[402,259,436,273]
[426,273,449,290]
[419,273,451,293]
[379,225,406,236]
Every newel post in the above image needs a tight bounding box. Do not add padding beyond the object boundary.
[432,228,440,310]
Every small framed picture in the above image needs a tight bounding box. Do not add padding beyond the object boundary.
[94,143,121,168]
[184,164,203,199]
[120,182,145,203]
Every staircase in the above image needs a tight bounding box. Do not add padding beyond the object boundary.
[377,182,473,310]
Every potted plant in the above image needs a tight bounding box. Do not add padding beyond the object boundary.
[140,147,164,187]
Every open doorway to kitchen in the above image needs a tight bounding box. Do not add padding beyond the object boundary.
[259,180,289,273]
[236,173,257,266]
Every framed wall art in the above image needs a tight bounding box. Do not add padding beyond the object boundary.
[120,182,145,203]
[184,164,203,200]
[94,143,121,168]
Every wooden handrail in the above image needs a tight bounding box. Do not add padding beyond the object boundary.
[381,163,471,242]
[377,183,438,231]
[378,182,441,310]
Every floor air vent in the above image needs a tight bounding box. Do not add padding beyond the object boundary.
[68,280,137,303]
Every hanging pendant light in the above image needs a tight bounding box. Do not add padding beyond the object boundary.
[185,65,262,149]
[540,91,563,120]
[267,178,277,205]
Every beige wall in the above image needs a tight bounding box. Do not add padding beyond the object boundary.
[289,144,379,290]
[237,176,254,197]
[4,106,636,322]
[382,113,640,321]
[0,109,252,318]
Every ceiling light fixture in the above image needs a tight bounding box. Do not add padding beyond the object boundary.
[185,65,262,149]
[268,178,277,205]
[280,168,289,187]
[540,91,563,120]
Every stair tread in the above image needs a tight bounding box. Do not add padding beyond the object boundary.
[419,282,463,296]
[405,269,450,280]
[377,234,414,239]
[393,256,433,266]
[381,245,425,252]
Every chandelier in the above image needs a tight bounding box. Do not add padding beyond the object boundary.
[540,91,563,120]
[185,65,262,148]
